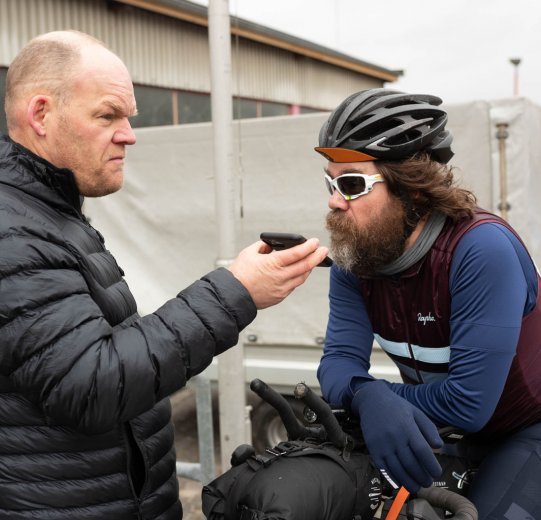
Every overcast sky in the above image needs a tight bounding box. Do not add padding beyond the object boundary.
[192,0,541,106]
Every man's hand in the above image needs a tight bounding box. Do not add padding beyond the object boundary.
[352,380,442,493]
[228,238,329,309]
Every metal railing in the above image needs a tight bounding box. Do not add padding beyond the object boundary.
[176,375,216,484]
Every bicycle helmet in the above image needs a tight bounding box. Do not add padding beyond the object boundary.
[315,88,454,164]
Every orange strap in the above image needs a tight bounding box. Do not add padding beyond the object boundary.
[385,487,410,520]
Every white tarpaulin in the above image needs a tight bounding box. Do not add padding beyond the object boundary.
[84,97,541,349]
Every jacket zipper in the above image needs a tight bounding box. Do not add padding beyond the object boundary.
[123,423,145,519]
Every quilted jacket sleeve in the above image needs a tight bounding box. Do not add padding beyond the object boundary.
[0,204,256,433]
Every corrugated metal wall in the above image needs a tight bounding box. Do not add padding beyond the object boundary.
[0,0,382,108]
[232,38,381,108]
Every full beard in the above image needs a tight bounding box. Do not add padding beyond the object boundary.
[326,202,407,278]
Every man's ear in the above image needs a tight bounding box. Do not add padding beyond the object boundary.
[27,95,53,136]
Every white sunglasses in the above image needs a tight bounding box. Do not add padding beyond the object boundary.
[324,173,384,201]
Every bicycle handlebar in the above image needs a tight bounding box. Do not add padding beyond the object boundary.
[293,382,353,452]
[415,487,478,520]
[249,379,325,442]
[249,379,478,520]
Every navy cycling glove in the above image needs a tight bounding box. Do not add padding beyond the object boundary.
[352,380,443,492]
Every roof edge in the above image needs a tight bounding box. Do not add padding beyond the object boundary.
[112,0,401,82]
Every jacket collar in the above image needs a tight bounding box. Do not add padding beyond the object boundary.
[0,135,83,214]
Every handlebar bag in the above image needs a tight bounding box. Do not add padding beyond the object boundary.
[434,452,476,496]
[202,440,382,520]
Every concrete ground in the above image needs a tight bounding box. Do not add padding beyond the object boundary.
[178,478,205,520]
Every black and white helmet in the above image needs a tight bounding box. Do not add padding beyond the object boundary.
[315,88,454,164]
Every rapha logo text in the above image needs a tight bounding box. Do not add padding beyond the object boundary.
[417,312,436,325]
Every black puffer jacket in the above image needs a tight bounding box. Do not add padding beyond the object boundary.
[0,135,257,520]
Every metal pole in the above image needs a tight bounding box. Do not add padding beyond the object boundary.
[496,123,510,221]
[208,0,248,472]
[194,375,216,483]
[509,58,521,97]
[175,376,215,484]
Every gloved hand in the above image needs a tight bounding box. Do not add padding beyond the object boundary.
[352,380,442,493]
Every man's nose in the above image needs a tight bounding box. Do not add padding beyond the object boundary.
[113,119,137,145]
[328,189,349,210]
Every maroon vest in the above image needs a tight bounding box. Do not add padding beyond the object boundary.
[360,210,541,436]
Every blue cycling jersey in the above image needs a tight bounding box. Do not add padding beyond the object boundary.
[318,216,541,435]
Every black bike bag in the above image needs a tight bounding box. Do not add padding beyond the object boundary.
[202,439,382,520]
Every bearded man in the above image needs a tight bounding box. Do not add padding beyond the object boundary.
[315,89,541,520]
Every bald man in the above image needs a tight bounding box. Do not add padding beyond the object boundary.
[0,31,328,519]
